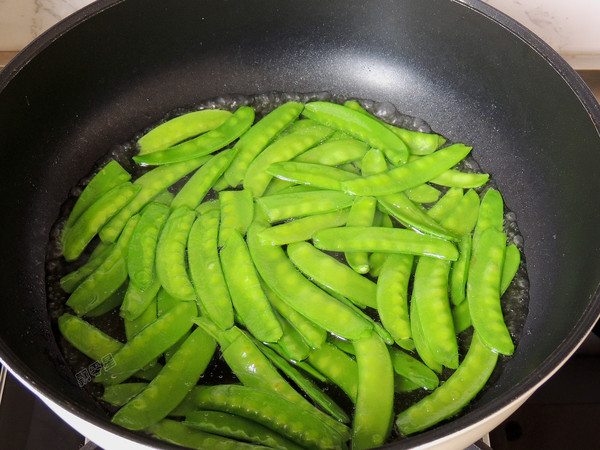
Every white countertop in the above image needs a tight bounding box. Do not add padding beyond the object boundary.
[0,0,599,68]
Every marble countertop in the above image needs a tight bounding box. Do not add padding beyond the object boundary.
[1,0,599,70]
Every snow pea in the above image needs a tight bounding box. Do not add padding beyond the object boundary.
[62,183,139,261]
[60,242,112,293]
[341,143,472,196]
[500,243,521,295]
[95,300,197,385]
[247,219,373,341]
[85,281,127,317]
[303,101,409,165]
[405,184,441,203]
[306,342,358,402]
[66,215,138,315]
[396,332,498,435]
[430,169,489,188]
[58,313,123,360]
[101,383,148,407]
[170,148,237,210]
[224,102,304,187]
[187,209,234,330]
[376,253,414,347]
[410,298,443,373]
[472,188,504,249]
[352,331,394,450]
[287,241,377,309]
[120,277,161,322]
[294,137,369,165]
[243,123,333,197]
[272,312,311,362]
[219,228,282,342]
[345,196,377,273]
[389,347,439,391]
[439,188,480,236]
[100,155,212,243]
[126,202,169,290]
[450,234,473,306]
[133,106,254,165]
[195,198,220,215]
[427,187,464,221]
[267,160,358,191]
[218,188,254,245]
[137,109,232,155]
[257,209,349,246]
[123,296,157,341]
[312,226,459,261]
[256,190,355,222]
[112,327,216,430]
[452,299,472,334]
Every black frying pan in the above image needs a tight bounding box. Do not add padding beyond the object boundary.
[1,0,599,448]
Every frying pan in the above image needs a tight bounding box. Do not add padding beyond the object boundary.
[0,0,599,448]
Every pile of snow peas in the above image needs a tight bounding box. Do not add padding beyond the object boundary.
[53,98,525,449]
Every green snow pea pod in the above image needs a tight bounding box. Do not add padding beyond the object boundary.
[272,312,311,362]
[148,419,265,450]
[170,148,237,210]
[343,100,446,155]
[389,347,439,391]
[60,242,112,293]
[64,160,132,234]
[307,341,358,402]
[360,148,387,176]
[267,161,358,191]
[243,123,333,197]
[405,184,441,203]
[155,206,197,300]
[313,226,459,261]
[430,169,490,188]
[394,374,422,393]
[412,256,458,369]
[341,143,472,196]
[101,383,148,407]
[112,327,216,430]
[62,183,140,261]
[450,234,473,306]
[263,177,297,195]
[120,277,161,322]
[396,332,498,435]
[133,106,254,166]
[185,410,305,450]
[440,188,481,236]
[501,243,521,294]
[58,313,123,361]
[187,209,234,330]
[376,253,414,347]
[190,385,345,450]
[267,343,328,382]
[219,228,282,342]
[247,219,373,340]
[328,335,356,355]
[66,215,138,315]
[85,281,127,317]
[100,155,211,243]
[294,137,369,165]
[257,209,349,246]
[124,297,157,341]
[345,196,377,274]
[256,190,355,222]
[287,241,377,309]
[195,198,220,215]
[427,187,464,221]
[218,188,254,245]
[303,101,409,165]
[472,188,504,249]
[410,298,443,373]
[467,228,514,355]
[155,288,191,362]
[452,299,472,334]
[224,102,304,187]
[95,300,197,385]
[127,202,170,290]
[137,109,232,155]
[352,331,394,450]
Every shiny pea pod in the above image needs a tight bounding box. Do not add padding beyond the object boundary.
[294,138,369,165]
[120,278,161,322]
[127,202,170,290]
[100,155,212,243]
[185,411,305,450]
[256,190,355,223]
[272,312,311,362]
[58,313,123,361]
[190,385,345,450]
[187,209,234,330]
[170,148,237,210]
[345,196,377,274]
[410,298,443,373]
[450,235,473,306]
[137,109,232,155]
[430,169,490,188]
[396,332,498,435]
[500,244,521,294]
[267,160,358,191]
[218,188,254,244]
[389,347,439,391]
[303,101,409,165]
[220,228,282,342]
[60,242,112,293]
[66,215,139,315]
[472,188,504,249]
[123,296,157,341]
[224,101,304,187]
[111,327,216,430]
[405,184,441,203]
[62,183,140,261]
[440,188,480,236]
[155,206,197,300]
[307,341,358,402]
[95,300,197,385]
[367,211,394,279]
[85,282,127,317]
[133,106,254,166]
[452,299,472,334]
[101,383,148,407]
[352,331,394,450]
[427,187,464,221]
[313,226,459,261]
[341,143,472,196]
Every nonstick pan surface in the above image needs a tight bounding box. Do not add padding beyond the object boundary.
[0,0,599,448]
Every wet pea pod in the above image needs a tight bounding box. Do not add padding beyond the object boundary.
[190,385,346,450]
[62,182,140,261]
[430,169,489,188]
[218,188,254,244]
[224,101,304,187]
[396,332,498,435]
[312,226,459,261]
[219,228,282,342]
[60,242,112,293]
[294,137,369,166]
[256,190,355,223]
[101,383,148,407]
[427,187,464,221]
[341,143,472,196]
[500,243,521,295]
[267,160,359,191]
[58,313,124,360]
[133,106,254,166]
[123,296,157,342]
[111,327,216,430]
[272,311,311,362]
[137,109,232,155]
[66,215,139,315]
[187,209,234,330]
[410,298,443,374]
[472,188,504,249]
[120,278,161,324]
[352,330,394,450]
[184,410,305,450]
[306,341,358,402]
[303,101,409,165]
[389,347,439,391]
[405,184,441,203]
[345,196,377,274]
